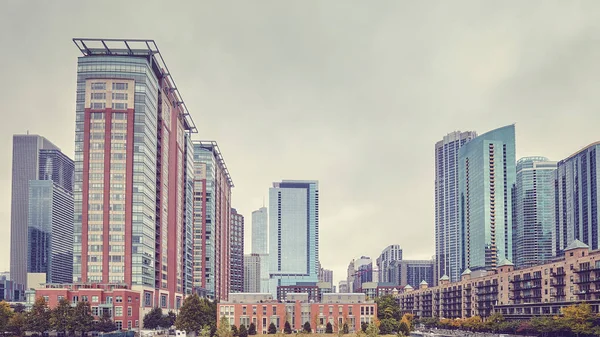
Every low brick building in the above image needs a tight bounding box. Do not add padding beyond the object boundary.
[395,240,600,320]
[218,293,377,333]
[33,283,141,330]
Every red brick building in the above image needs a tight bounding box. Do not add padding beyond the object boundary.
[34,283,141,330]
[218,293,377,334]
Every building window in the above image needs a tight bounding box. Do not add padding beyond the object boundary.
[161,295,167,308]
[81,295,88,303]
[112,102,128,110]
[115,321,123,331]
[116,296,123,303]
[113,83,128,90]
[128,321,132,330]
[91,82,106,90]
[106,297,113,304]
[128,307,132,317]
[92,307,99,316]
[115,306,123,317]
[92,296,99,303]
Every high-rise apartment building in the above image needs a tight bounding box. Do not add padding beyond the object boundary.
[459,125,516,272]
[346,260,355,293]
[10,135,61,287]
[554,142,600,255]
[352,256,373,292]
[268,180,319,295]
[389,260,434,287]
[192,141,233,300]
[513,157,557,268]
[71,38,196,309]
[435,131,477,283]
[27,149,75,284]
[251,207,268,254]
[318,265,333,284]
[230,208,244,293]
[376,244,403,283]
[243,254,261,293]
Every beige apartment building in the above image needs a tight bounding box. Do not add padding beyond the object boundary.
[396,240,600,320]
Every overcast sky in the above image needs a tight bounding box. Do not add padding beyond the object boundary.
[1,1,600,287]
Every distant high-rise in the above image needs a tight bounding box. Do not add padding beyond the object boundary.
[338,281,348,293]
[459,125,516,271]
[192,141,233,300]
[251,207,268,255]
[243,254,261,293]
[352,256,372,292]
[318,264,333,284]
[71,39,196,310]
[230,208,244,293]
[269,180,319,295]
[10,134,62,288]
[554,142,600,255]
[435,131,477,283]
[27,149,75,284]
[388,259,434,288]
[513,157,557,267]
[376,244,403,283]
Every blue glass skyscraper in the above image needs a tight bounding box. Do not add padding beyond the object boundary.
[268,180,319,296]
[554,142,600,255]
[513,157,556,268]
[435,131,477,282]
[458,125,516,271]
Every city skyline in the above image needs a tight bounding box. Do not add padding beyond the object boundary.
[2,1,600,289]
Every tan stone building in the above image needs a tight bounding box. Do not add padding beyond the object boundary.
[396,240,600,319]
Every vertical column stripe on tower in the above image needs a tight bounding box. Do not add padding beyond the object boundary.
[102,109,113,283]
[124,108,134,286]
[81,109,91,282]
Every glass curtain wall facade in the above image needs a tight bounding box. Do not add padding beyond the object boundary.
[376,244,403,284]
[554,142,600,256]
[458,125,516,271]
[230,208,244,293]
[435,131,477,283]
[10,135,59,287]
[513,157,557,268]
[192,141,233,300]
[268,180,319,296]
[72,39,196,309]
[251,207,268,254]
[27,149,74,284]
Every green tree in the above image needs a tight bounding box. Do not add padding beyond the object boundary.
[50,298,74,335]
[144,307,164,329]
[365,322,378,337]
[248,323,257,335]
[239,325,248,337]
[325,322,333,334]
[95,310,117,332]
[284,321,292,334]
[7,312,24,337]
[378,318,397,335]
[303,321,312,333]
[72,301,94,337]
[561,303,595,337]
[484,313,504,332]
[216,316,233,337]
[397,321,410,336]
[175,294,216,335]
[162,310,177,329]
[24,297,50,335]
[231,325,239,336]
[342,323,349,334]
[462,316,483,332]
[400,314,413,332]
[375,295,400,320]
[267,323,277,334]
[12,304,25,314]
[0,301,13,336]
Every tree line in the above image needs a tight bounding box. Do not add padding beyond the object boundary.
[0,298,117,337]
[416,303,600,337]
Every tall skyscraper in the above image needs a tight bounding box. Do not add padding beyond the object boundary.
[27,149,75,284]
[435,131,477,283]
[554,142,600,255]
[230,208,244,293]
[318,263,333,284]
[192,141,233,300]
[376,244,403,283]
[243,254,261,293]
[388,259,434,288]
[268,180,319,295]
[458,124,516,271]
[71,38,196,309]
[10,134,60,287]
[513,157,557,267]
[251,207,268,255]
